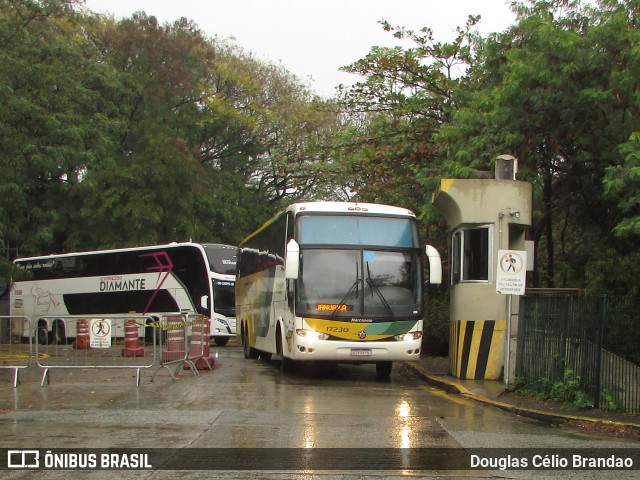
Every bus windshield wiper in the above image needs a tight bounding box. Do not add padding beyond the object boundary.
[331,262,359,318]
[366,262,395,320]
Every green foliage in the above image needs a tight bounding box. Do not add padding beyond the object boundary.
[434,0,640,291]
[421,287,450,356]
[585,249,640,297]
[601,389,621,412]
[549,369,593,409]
[0,0,115,254]
[604,132,640,238]
[0,0,344,257]
[335,17,480,217]
[3,0,640,363]
[515,368,594,409]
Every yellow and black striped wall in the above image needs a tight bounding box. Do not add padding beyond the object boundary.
[449,319,505,380]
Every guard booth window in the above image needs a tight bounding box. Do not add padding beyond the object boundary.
[451,226,491,283]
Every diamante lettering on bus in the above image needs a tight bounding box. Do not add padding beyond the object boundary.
[100,278,147,292]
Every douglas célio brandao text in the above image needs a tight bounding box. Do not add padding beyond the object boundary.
[470,452,635,471]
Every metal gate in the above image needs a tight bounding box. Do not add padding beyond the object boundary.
[517,293,640,414]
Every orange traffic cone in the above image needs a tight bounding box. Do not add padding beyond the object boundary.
[122,319,144,357]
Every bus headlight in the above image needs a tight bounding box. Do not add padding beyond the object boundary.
[296,329,329,341]
[216,318,229,327]
[394,332,422,341]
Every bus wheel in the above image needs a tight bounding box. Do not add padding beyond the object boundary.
[213,337,229,347]
[242,328,259,359]
[375,361,392,379]
[276,328,295,373]
[259,352,272,361]
[281,356,296,373]
[37,321,49,345]
[50,321,66,345]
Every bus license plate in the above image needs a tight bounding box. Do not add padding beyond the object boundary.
[351,348,372,357]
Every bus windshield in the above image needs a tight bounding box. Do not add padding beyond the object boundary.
[296,248,422,320]
[295,214,422,320]
[203,244,238,275]
[213,279,235,316]
[298,215,419,247]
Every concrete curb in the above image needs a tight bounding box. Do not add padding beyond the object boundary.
[405,361,640,431]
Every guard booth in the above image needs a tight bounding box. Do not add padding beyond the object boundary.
[432,156,532,381]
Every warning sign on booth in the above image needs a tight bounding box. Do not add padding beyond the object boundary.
[496,250,527,296]
[89,319,112,348]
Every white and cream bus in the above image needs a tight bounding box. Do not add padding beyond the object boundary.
[236,201,442,378]
[10,242,238,345]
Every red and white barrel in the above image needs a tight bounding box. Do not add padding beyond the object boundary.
[162,315,185,362]
[74,319,91,350]
[185,316,215,370]
[122,318,145,357]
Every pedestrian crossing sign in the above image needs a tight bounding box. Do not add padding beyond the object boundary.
[496,250,527,295]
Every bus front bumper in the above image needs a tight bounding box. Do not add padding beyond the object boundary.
[210,317,236,337]
[287,337,422,362]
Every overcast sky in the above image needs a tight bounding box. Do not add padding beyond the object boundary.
[82,0,516,97]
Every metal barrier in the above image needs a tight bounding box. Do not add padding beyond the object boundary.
[35,314,157,386]
[518,293,640,414]
[0,316,32,387]
[1,313,217,387]
[151,313,212,381]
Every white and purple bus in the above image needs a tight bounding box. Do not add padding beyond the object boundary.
[10,242,238,345]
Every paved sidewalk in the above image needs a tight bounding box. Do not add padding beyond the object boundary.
[407,357,640,435]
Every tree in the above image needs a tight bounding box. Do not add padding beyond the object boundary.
[66,12,225,248]
[199,45,345,206]
[0,1,347,264]
[0,0,114,260]
[438,0,640,290]
[601,0,640,241]
[334,19,481,351]
[335,17,480,219]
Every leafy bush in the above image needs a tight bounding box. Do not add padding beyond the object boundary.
[515,368,594,409]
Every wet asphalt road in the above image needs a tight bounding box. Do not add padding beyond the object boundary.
[0,342,638,479]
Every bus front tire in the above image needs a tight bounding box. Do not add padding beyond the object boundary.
[213,337,229,347]
[50,321,66,345]
[276,327,295,373]
[280,356,296,373]
[376,361,392,379]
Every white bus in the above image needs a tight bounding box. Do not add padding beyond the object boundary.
[10,242,238,345]
[235,201,442,378]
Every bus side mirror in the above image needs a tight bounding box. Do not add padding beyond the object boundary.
[285,239,300,280]
[200,295,209,309]
[425,245,442,285]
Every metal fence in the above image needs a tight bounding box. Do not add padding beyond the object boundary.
[151,313,214,381]
[35,314,159,386]
[517,292,640,414]
[0,313,215,386]
[0,316,32,387]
